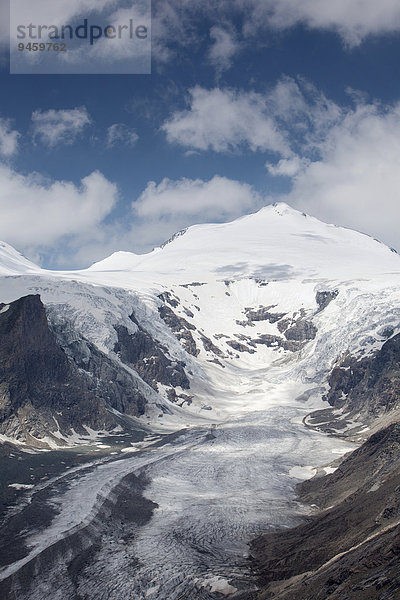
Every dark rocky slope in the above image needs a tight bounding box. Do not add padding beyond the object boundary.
[249,422,400,599]
[114,312,190,392]
[251,423,400,600]
[158,303,199,356]
[0,295,148,446]
[327,332,400,418]
[249,330,400,599]
[305,332,400,438]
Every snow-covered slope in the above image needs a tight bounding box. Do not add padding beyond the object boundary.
[85,202,400,283]
[0,241,43,276]
[0,202,400,443]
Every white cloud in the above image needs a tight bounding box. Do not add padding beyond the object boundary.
[107,124,139,148]
[11,0,111,29]
[0,165,117,251]
[57,2,151,70]
[287,102,400,250]
[160,79,400,254]
[162,86,290,155]
[2,72,400,266]
[266,77,343,149]
[267,157,308,177]
[9,1,150,74]
[0,119,20,157]
[42,175,262,267]
[162,78,342,158]
[152,0,400,51]
[151,0,202,64]
[0,154,262,267]
[9,0,400,73]
[261,0,400,46]
[208,26,239,73]
[11,0,398,69]
[134,175,261,220]
[119,175,264,255]
[31,107,91,147]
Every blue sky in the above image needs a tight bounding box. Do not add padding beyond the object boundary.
[1,0,400,268]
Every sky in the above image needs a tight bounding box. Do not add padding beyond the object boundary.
[1,0,400,268]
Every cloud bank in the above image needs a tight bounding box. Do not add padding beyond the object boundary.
[107,124,139,148]
[162,86,290,155]
[151,0,400,68]
[162,79,342,158]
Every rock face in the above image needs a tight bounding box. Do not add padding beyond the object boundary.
[305,332,400,437]
[327,332,400,417]
[158,303,199,356]
[235,305,319,350]
[250,423,400,600]
[283,318,317,342]
[244,307,287,325]
[0,295,148,445]
[114,313,190,391]
[226,339,256,354]
[316,289,339,311]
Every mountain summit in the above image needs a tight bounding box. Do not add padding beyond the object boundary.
[84,203,400,285]
[1,203,399,283]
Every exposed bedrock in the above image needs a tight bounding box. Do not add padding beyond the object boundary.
[305,332,400,437]
[158,303,199,356]
[114,317,190,392]
[0,295,147,445]
[250,423,400,600]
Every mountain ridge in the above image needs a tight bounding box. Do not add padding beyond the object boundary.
[2,202,400,281]
[81,202,400,283]
[0,203,400,444]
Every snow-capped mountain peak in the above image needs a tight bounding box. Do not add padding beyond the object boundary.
[78,202,400,288]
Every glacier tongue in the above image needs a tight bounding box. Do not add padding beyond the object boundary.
[120,411,353,600]
[0,411,354,600]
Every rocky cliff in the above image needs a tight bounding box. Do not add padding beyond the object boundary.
[304,332,400,439]
[0,295,149,446]
[249,329,400,598]
[250,423,400,599]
